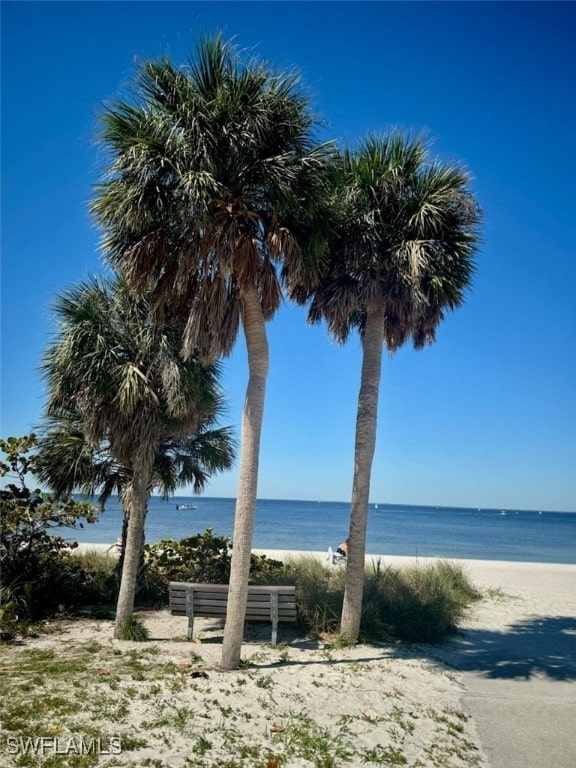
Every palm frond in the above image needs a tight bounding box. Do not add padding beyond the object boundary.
[298,131,481,351]
[91,34,334,359]
[40,275,236,500]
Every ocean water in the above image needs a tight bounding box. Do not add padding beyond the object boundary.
[70,497,576,565]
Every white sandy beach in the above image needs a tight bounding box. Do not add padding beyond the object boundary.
[6,545,571,767]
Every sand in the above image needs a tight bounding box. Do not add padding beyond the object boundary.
[5,547,574,767]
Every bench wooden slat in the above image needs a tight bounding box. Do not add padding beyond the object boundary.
[170,582,295,594]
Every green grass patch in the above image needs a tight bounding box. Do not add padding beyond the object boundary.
[120,617,150,642]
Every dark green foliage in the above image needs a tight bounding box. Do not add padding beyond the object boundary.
[0,435,100,621]
[143,529,286,601]
[71,550,119,605]
[145,529,233,584]
[285,556,343,633]
[247,553,286,584]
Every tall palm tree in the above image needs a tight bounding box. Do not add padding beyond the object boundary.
[294,134,481,640]
[90,35,332,667]
[41,276,235,638]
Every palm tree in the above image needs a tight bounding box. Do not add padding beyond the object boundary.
[295,134,481,641]
[90,35,332,667]
[41,275,235,638]
[37,408,235,587]
[37,410,236,511]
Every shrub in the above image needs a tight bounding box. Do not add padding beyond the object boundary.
[70,550,118,605]
[247,553,287,584]
[143,529,287,602]
[142,529,231,605]
[0,587,19,642]
[0,435,99,622]
[145,529,232,584]
[359,559,481,643]
[282,556,342,635]
[258,556,480,643]
[121,617,149,641]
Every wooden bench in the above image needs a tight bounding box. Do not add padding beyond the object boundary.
[169,582,297,644]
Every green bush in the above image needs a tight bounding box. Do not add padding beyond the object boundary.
[145,529,233,584]
[0,435,99,622]
[247,553,286,584]
[359,559,481,643]
[0,587,19,642]
[282,556,342,635]
[143,529,287,602]
[70,550,119,605]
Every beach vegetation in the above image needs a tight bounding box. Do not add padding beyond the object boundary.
[484,586,512,602]
[0,434,100,626]
[143,529,286,600]
[145,529,233,585]
[276,556,480,643]
[0,587,19,641]
[0,618,484,768]
[272,710,356,766]
[38,275,236,639]
[143,547,479,643]
[291,133,481,641]
[90,33,335,669]
[120,616,150,642]
[70,550,118,606]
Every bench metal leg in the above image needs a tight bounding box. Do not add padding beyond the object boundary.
[270,590,279,645]
[186,587,195,640]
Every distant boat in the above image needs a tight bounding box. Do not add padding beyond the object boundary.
[500,511,507,515]
[374,504,379,509]
[176,504,197,510]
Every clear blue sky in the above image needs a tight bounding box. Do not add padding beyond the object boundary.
[2,2,575,511]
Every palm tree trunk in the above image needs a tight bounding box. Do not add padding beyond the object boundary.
[113,460,150,639]
[221,286,269,670]
[340,302,385,641]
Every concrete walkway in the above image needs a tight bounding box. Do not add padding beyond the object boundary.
[435,561,576,768]
[258,551,576,767]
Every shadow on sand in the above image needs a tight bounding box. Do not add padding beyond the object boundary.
[150,612,576,682]
[431,615,576,682]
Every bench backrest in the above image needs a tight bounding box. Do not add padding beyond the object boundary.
[169,582,297,622]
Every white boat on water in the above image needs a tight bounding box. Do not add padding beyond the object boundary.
[176,504,197,510]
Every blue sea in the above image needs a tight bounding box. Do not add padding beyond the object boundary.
[70,497,576,565]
